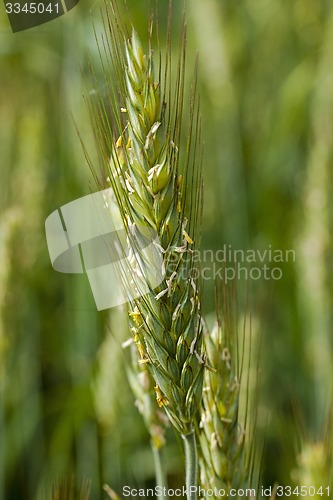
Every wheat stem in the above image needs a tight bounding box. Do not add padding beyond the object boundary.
[152,445,169,499]
[183,430,198,500]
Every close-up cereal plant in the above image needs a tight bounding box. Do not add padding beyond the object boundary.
[84,3,206,496]
[1,0,333,498]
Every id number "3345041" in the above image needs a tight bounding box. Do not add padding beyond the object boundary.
[5,3,60,14]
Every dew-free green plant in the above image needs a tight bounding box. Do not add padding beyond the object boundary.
[85,2,204,497]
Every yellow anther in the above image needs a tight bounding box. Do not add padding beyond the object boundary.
[138,358,150,365]
[177,199,181,213]
[129,307,142,325]
[137,343,146,359]
[177,175,182,188]
[154,385,169,407]
[116,136,123,147]
[183,229,194,245]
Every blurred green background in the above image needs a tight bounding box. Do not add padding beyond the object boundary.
[0,0,333,498]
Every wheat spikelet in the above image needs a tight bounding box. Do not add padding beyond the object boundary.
[125,339,169,450]
[291,411,333,491]
[198,284,253,495]
[85,1,204,439]
[292,441,329,488]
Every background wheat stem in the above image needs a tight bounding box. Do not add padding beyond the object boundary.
[152,445,169,499]
[183,431,198,500]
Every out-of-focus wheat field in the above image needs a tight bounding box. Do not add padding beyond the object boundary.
[0,0,332,498]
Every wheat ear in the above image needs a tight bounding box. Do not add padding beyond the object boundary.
[85,2,204,497]
[125,339,169,492]
[120,27,204,436]
[198,285,253,495]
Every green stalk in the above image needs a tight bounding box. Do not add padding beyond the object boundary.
[152,444,169,499]
[183,431,198,500]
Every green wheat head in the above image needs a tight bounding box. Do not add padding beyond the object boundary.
[84,1,204,437]
[198,284,256,496]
